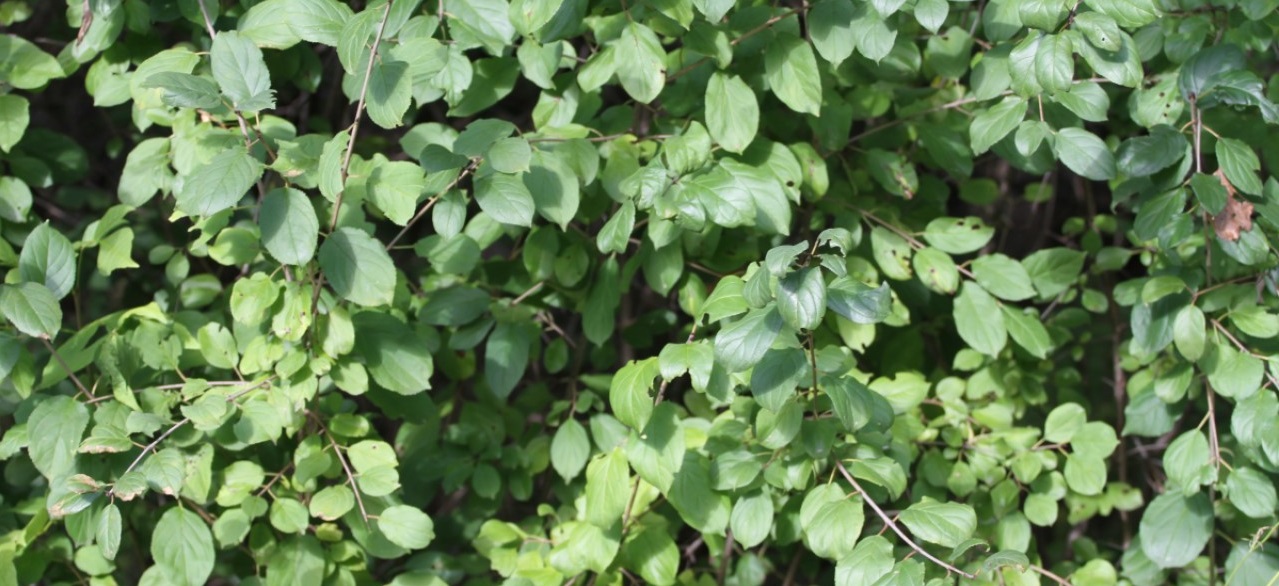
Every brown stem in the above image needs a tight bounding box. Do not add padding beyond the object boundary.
[41,338,92,398]
[308,410,371,527]
[834,460,975,579]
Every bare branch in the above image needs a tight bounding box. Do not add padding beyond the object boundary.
[834,459,976,579]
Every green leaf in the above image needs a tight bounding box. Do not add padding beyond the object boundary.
[487,137,531,174]
[0,94,29,152]
[286,0,354,46]
[1118,125,1187,178]
[525,150,580,229]
[1178,44,1244,102]
[730,490,774,548]
[319,228,396,307]
[1064,454,1106,495]
[585,448,630,528]
[1203,340,1263,400]
[801,485,865,560]
[1086,0,1159,28]
[1190,173,1228,216]
[210,31,275,111]
[366,160,426,226]
[352,311,433,395]
[1216,137,1263,195]
[620,524,678,585]
[899,499,977,548]
[474,172,535,227]
[1073,12,1122,51]
[1034,33,1073,93]
[913,247,959,295]
[614,23,665,104]
[175,146,263,217]
[1075,29,1142,88]
[1072,421,1119,459]
[750,348,808,412]
[0,35,65,89]
[809,0,855,66]
[1225,467,1277,519]
[97,503,122,561]
[551,418,591,482]
[1043,403,1086,443]
[972,254,1037,301]
[141,72,223,109]
[378,505,435,549]
[970,97,1026,154]
[318,131,349,202]
[610,358,659,430]
[836,536,894,585]
[1,282,62,338]
[777,268,826,330]
[705,72,758,154]
[1001,306,1053,358]
[259,188,319,265]
[366,59,412,129]
[265,536,326,586]
[98,228,139,275]
[1173,304,1206,361]
[1054,127,1115,181]
[764,33,822,116]
[19,223,75,300]
[1165,430,1213,494]
[714,307,784,373]
[954,282,1006,356]
[849,2,897,62]
[27,395,89,481]
[484,320,534,399]
[152,507,215,586]
[827,278,892,324]
[597,202,635,254]
[1139,491,1212,569]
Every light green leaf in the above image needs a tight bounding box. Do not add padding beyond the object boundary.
[1054,127,1115,181]
[777,268,826,330]
[585,448,630,528]
[141,72,223,109]
[1043,403,1086,443]
[551,418,591,481]
[525,150,580,229]
[474,172,535,227]
[1064,454,1106,495]
[610,358,659,430]
[366,160,426,226]
[98,228,139,275]
[801,486,864,560]
[614,23,665,104]
[367,59,412,129]
[972,254,1037,301]
[98,504,122,561]
[970,97,1026,154]
[286,0,354,46]
[1,282,62,338]
[152,508,215,586]
[318,131,349,202]
[1225,467,1277,519]
[597,202,635,254]
[1034,33,1073,92]
[27,395,89,481]
[714,307,784,373]
[809,0,855,66]
[899,499,977,548]
[730,490,774,548]
[319,227,396,307]
[175,146,263,217]
[1139,491,1212,569]
[379,505,435,549]
[836,536,893,585]
[487,137,531,174]
[484,320,533,399]
[19,223,76,300]
[954,282,1006,356]
[764,33,822,116]
[0,94,29,152]
[705,72,758,154]
[210,31,275,111]
[1001,306,1053,358]
[259,188,319,265]
[1216,137,1263,195]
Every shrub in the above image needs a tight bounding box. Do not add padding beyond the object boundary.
[2,0,1279,584]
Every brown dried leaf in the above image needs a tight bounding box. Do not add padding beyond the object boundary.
[1212,171,1254,242]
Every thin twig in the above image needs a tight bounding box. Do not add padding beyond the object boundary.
[41,338,92,398]
[1205,382,1222,471]
[834,460,975,579]
[1027,564,1073,586]
[667,8,800,81]
[309,411,371,527]
[328,0,396,232]
[860,210,975,278]
[512,281,545,305]
[385,161,477,250]
[109,381,267,496]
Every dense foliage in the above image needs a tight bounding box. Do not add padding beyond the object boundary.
[2,0,1279,584]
